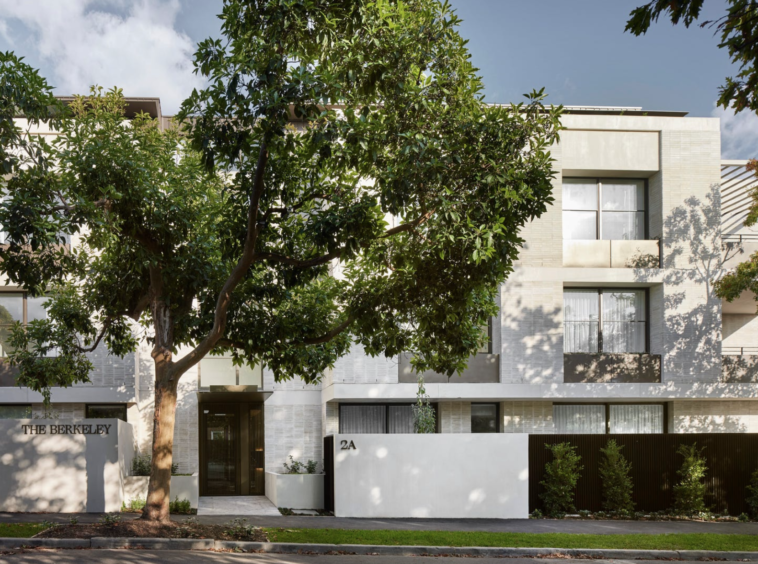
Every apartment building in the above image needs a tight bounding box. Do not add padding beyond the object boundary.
[1,100,756,508]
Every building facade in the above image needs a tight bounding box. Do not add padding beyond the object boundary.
[3,101,758,503]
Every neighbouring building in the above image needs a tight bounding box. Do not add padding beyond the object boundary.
[2,100,758,513]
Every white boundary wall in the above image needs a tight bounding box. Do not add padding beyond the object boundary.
[0,419,133,512]
[332,434,529,518]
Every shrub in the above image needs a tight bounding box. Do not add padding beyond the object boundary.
[746,466,758,519]
[99,513,121,526]
[673,443,708,516]
[598,439,635,514]
[122,498,146,512]
[131,452,179,476]
[169,497,192,514]
[224,517,260,540]
[283,456,319,474]
[540,442,583,517]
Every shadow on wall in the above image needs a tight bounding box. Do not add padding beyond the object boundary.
[634,185,734,385]
[501,276,563,384]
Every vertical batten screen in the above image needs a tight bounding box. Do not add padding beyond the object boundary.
[553,404,606,434]
[564,290,599,353]
[610,404,663,434]
[339,405,387,434]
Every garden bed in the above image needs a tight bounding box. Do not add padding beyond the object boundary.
[34,518,267,541]
[530,511,747,522]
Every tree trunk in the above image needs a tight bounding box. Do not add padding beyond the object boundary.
[141,371,179,522]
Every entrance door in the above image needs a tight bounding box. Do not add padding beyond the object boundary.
[200,402,265,496]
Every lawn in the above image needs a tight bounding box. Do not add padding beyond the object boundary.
[0,523,49,538]
[264,529,758,552]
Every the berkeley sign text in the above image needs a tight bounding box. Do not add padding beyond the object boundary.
[21,424,112,435]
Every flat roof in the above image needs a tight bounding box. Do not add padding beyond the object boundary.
[562,105,688,117]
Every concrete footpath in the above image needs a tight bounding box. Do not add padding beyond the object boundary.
[2,511,758,534]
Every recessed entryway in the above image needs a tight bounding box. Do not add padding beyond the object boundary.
[197,495,280,516]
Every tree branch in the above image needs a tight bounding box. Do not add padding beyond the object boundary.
[382,209,436,238]
[172,141,269,376]
[256,251,339,268]
[77,319,112,353]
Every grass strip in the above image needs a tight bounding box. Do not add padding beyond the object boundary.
[0,523,49,538]
[264,529,758,552]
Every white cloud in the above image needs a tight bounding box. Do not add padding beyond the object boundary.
[0,0,204,114]
[712,103,758,160]
[0,19,10,45]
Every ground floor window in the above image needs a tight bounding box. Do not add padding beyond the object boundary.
[471,403,499,433]
[0,405,31,418]
[85,404,127,421]
[553,403,665,434]
[339,404,435,434]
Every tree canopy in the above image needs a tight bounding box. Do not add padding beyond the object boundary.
[0,0,561,520]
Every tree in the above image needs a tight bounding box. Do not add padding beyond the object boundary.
[626,2,758,313]
[1,0,561,522]
[673,443,708,516]
[540,442,583,517]
[598,439,635,514]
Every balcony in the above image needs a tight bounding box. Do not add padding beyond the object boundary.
[563,353,661,383]
[722,347,758,383]
[398,353,500,383]
[563,240,660,268]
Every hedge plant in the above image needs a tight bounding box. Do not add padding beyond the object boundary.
[673,443,708,516]
[540,442,583,517]
[599,439,635,514]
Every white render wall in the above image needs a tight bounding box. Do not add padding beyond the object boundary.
[331,433,529,518]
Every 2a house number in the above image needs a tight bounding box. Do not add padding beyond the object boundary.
[340,440,356,450]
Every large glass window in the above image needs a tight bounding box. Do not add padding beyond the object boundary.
[563,178,646,240]
[564,289,647,353]
[471,403,499,433]
[199,353,262,388]
[339,404,429,434]
[86,404,127,421]
[0,405,32,419]
[0,293,49,357]
[554,404,665,434]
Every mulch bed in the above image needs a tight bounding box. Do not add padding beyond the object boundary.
[35,519,269,541]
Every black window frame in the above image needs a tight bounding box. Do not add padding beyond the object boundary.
[564,287,650,354]
[338,403,439,434]
[553,402,668,434]
[471,402,500,434]
[0,404,32,419]
[85,403,127,422]
[563,177,649,241]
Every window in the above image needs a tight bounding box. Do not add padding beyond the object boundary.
[86,404,127,421]
[0,405,31,419]
[564,289,647,353]
[554,403,665,434]
[471,403,499,433]
[0,293,48,357]
[477,319,493,354]
[563,178,646,240]
[339,404,430,434]
[199,353,262,388]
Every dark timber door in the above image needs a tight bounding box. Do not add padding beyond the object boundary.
[200,402,265,496]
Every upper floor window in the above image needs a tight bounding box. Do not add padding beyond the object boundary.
[199,353,262,388]
[0,293,48,357]
[563,178,646,240]
[339,403,433,434]
[86,404,127,421]
[564,289,647,353]
[0,404,32,419]
[471,403,499,433]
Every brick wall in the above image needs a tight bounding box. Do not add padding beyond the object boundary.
[671,401,758,433]
[439,402,471,433]
[501,401,554,433]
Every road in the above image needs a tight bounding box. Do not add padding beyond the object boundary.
[0,553,751,564]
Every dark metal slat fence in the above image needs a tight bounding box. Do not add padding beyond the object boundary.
[529,434,758,515]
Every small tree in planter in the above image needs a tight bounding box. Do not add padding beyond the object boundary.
[599,440,634,514]
[745,465,758,519]
[673,443,708,516]
[540,442,583,517]
[413,375,436,434]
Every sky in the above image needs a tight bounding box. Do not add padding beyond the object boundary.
[0,0,756,158]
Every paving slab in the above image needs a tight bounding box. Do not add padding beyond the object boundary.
[197,495,281,516]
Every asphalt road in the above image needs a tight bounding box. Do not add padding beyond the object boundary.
[2,512,758,534]
[0,553,750,564]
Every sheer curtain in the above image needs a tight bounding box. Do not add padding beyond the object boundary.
[554,405,606,434]
[340,405,387,433]
[610,405,663,433]
[603,291,646,353]
[388,405,415,434]
[563,179,598,240]
[601,180,645,240]
[564,290,599,352]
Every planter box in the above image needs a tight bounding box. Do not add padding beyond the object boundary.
[122,474,199,508]
[265,472,324,509]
